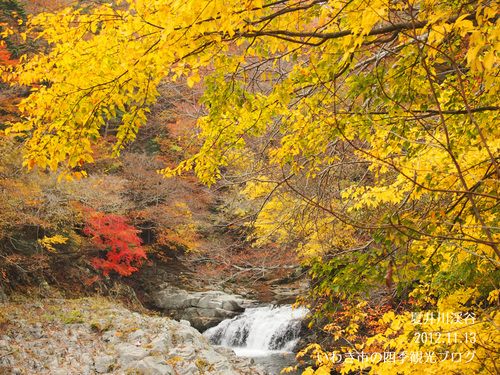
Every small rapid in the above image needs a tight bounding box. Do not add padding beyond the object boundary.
[203,305,309,373]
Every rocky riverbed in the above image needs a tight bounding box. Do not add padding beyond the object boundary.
[0,298,268,374]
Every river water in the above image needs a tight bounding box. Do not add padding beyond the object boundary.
[203,305,308,374]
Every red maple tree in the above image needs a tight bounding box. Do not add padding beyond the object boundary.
[83,211,146,276]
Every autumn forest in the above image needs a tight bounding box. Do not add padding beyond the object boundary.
[0,0,499,374]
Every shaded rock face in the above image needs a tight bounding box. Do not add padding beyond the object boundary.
[152,284,256,331]
[0,298,268,375]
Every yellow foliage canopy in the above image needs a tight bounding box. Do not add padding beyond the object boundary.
[4,0,500,373]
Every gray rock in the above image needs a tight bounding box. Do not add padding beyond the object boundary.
[94,354,116,373]
[150,336,171,355]
[197,348,226,364]
[80,353,93,365]
[102,330,121,345]
[115,343,149,364]
[213,346,236,357]
[197,308,217,318]
[51,369,70,375]
[79,364,93,375]
[183,307,199,316]
[214,308,237,318]
[28,328,46,339]
[167,346,197,361]
[132,357,175,375]
[152,284,190,309]
[221,299,241,311]
[129,328,146,342]
[178,361,199,375]
[197,294,221,309]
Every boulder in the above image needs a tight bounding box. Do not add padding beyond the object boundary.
[152,284,256,331]
[152,285,190,309]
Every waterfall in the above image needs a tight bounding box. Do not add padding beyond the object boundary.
[203,305,309,357]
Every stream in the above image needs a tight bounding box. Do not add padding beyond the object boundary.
[203,305,309,374]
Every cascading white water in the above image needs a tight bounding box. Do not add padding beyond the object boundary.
[203,305,309,357]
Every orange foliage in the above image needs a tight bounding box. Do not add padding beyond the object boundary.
[0,44,14,66]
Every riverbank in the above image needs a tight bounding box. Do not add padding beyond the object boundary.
[0,297,268,374]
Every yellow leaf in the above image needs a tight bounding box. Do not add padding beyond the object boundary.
[483,50,495,70]
[91,21,98,34]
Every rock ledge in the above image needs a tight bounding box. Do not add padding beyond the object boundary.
[152,284,256,331]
